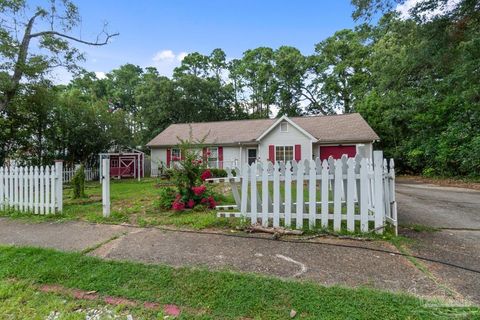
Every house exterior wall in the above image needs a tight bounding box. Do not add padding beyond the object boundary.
[150,146,245,176]
[258,121,312,162]
[150,147,167,177]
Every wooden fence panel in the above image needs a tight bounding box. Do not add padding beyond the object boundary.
[0,163,63,214]
[213,153,396,234]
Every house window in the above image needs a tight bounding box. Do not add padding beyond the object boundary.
[275,146,294,162]
[280,122,288,132]
[171,148,181,161]
[207,147,218,168]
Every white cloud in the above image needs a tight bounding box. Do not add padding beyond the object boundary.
[150,49,189,76]
[396,0,460,20]
[153,50,176,62]
[177,52,188,62]
[95,71,106,80]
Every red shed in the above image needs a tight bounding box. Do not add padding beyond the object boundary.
[99,149,145,180]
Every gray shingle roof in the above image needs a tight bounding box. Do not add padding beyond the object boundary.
[146,113,379,147]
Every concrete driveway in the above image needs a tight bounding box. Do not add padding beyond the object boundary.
[396,179,480,304]
[396,180,480,229]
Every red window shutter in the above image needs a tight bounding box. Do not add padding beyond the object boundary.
[180,149,185,160]
[166,148,171,167]
[218,147,224,169]
[268,145,275,162]
[295,144,301,161]
[202,147,207,160]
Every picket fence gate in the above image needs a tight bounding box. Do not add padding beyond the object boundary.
[63,166,99,183]
[210,151,397,235]
[0,162,63,214]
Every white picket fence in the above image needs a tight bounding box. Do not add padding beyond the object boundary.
[63,167,99,183]
[210,151,397,234]
[0,162,63,214]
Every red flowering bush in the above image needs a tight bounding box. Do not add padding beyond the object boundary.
[192,185,207,196]
[164,137,220,212]
[200,169,212,181]
[200,196,217,209]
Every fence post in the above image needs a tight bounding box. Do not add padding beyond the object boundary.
[54,160,63,213]
[102,158,110,217]
[373,151,384,234]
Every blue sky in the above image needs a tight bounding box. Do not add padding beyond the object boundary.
[47,0,361,82]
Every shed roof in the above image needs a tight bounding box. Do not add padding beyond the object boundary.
[146,113,379,147]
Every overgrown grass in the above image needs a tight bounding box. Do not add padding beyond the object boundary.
[0,245,477,319]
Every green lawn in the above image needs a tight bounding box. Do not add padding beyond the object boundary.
[1,245,477,319]
[0,178,244,230]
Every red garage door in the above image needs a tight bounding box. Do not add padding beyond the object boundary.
[320,146,357,160]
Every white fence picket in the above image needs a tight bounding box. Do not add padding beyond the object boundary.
[333,159,342,231]
[250,162,257,224]
[29,166,34,212]
[360,157,369,232]
[284,162,292,228]
[321,160,329,228]
[373,151,385,233]
[346,158,355,232]
[308,159,316,229]
[0,163,63,214]
[261,162,269,226]
[296,160,304,229]
[18,167,24,211]
[0,167,4,211]
[273,162,280,227]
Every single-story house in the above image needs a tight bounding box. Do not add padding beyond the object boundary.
[146,113,379,177]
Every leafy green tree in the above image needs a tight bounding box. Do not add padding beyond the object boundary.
[230,47,278,117]
[0,0,118,111]
[311,29,371,114]
[273,46,306,116]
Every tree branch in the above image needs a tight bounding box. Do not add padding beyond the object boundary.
[29,30,119,46]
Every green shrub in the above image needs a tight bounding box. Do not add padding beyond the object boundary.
[209,168,227,178]
[156,187,177,210]
[71,165,86,199]
[163,168,175,179]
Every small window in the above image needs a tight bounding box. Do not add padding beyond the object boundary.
[275,146,294,162]
[207,147,218,168]
[171,148,181,161]
[280,122,288,132]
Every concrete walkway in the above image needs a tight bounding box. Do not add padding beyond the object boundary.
[0,217,466,303]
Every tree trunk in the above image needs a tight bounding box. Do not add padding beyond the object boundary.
[0,11,44,112]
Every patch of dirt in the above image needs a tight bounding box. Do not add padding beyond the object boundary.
[66,195,102,205]
[38,282,187,317]
[397,176,480,191]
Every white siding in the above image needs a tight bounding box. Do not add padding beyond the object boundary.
[222,146,241,168]
[150,146,246,176]
[258,122,312,161]
[150,148,167,177]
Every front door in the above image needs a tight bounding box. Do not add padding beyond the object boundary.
[247,149,257,165]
